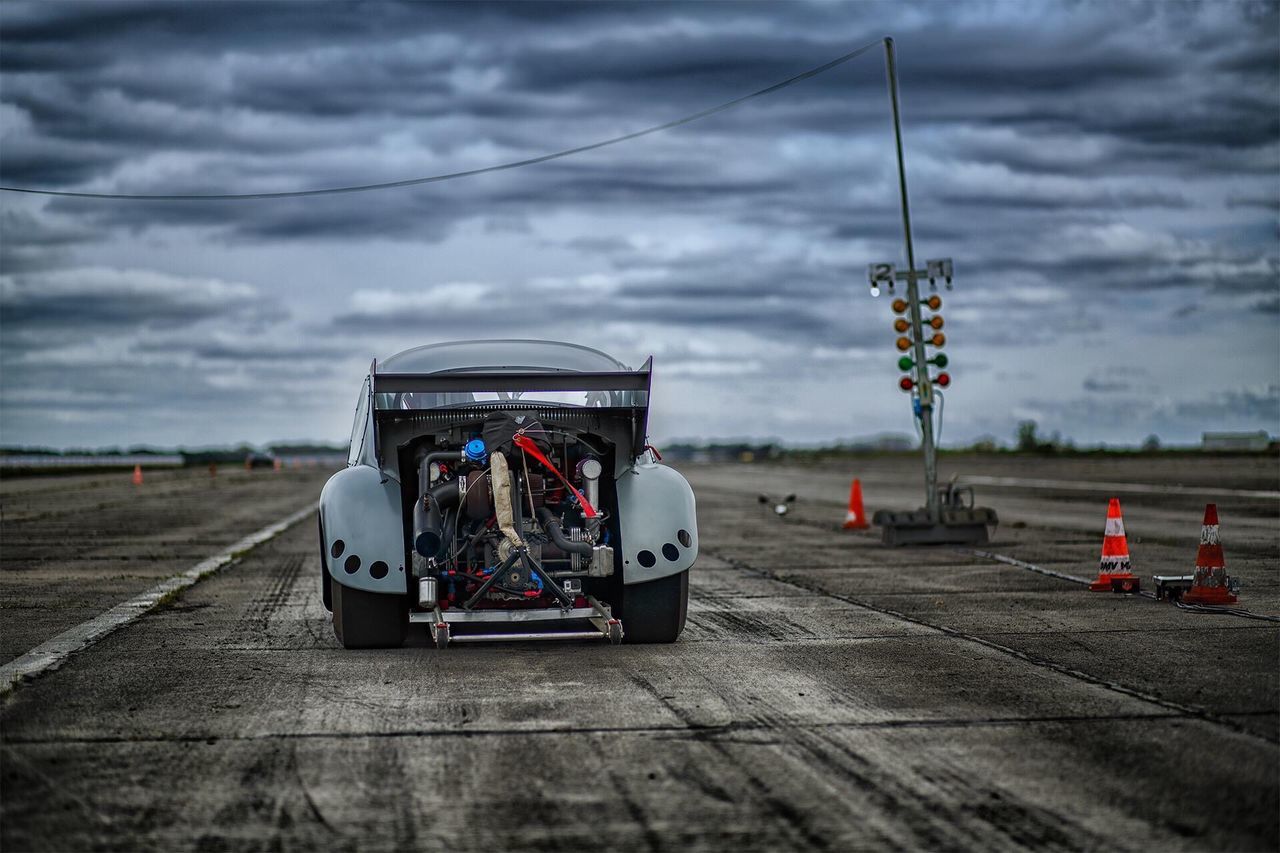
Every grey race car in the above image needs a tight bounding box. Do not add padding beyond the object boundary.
[319,340,697,649]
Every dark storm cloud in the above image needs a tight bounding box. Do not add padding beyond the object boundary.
[1022,383,1280,436]
[3,0,1274,197]
[0,356,334,425]
[1083,376,1130,393]
[45,148,804,242]
[0,208,96,271]
[1174,384,1280,423]
[131,337,353,362]
[1228,194,1280,211]
[0,0,1276,445]
[328,243,901,351]
[0,267,276,347]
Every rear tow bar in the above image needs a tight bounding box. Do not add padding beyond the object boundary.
[410,596,623,649]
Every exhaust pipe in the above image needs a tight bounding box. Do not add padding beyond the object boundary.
[577,457,603,537]
[414,478,462,558]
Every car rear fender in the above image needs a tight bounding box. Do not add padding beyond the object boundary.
[616,459,698,584]
[319,465,407,594]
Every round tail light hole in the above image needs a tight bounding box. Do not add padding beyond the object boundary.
[637,550,657,568]
[662,543,680,562]
[677,529,692,548]
[330,539,345,559]
[369,561,389,579]
[344,555,360,574]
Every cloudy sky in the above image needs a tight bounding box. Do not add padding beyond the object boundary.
[1,0,1276,450]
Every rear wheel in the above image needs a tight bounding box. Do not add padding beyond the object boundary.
[332,581,407,648]
[319,518,332,612]
[623,570,688,643]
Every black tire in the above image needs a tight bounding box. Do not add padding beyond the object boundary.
[332,580,407,649]
[319,518,332,613]
[623,570,688,644]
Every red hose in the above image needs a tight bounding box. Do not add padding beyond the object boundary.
[512,434,598,518]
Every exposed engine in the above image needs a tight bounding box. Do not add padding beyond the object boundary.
[404,411,615,612]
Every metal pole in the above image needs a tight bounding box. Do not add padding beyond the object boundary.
[884,37,939,522]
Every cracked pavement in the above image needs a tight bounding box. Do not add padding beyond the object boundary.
[1,457,1276,850]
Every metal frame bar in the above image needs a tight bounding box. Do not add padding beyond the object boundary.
[411,606,601,624]
[586,595,623,642]
[410,596,621,645]
[460,550,521,610]
[445,631,606,643]
[524,551,575,608]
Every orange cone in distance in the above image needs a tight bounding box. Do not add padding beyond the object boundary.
[843,479,869,529]
[1183,504,1238,606]
[131,464,143,486]
[1090,497,1139,593]
[273,458,282,472]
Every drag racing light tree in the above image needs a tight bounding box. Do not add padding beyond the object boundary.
[893,298,949,393]
[861,37,997,547]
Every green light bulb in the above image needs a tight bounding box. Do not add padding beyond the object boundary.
[897,356,914,371]
[931,354,948,368]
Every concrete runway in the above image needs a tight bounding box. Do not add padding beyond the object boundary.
[1,457,1277,851]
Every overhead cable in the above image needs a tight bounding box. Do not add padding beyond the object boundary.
[0,38,884,201]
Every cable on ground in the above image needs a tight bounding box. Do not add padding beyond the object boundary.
[963,548,1280,623]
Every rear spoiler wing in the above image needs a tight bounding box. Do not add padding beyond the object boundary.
[369,357,654,463]
[371,359,652,396]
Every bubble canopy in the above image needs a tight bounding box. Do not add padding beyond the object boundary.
[380,339,633,375]
[373,340,649,410]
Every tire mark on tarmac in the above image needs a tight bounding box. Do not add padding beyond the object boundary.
[790,720,1106,851]
[0,504,314,695]
[234,553,305,640]
[686,606,823,642]
[702,546,1279,746]
[651,627,1114,852]
[608,773,664,852]
[630,670,835,851]
[376,736,419,850]
[293,740,339,838]
[0,746,118,835]
[7,709,1251,746]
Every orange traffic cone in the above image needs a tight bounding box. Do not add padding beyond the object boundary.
[131,464,143,486]
[1183,504,1238,605]
[1090,497,1139,592]
[843,479,869,529]
[273,458,282,472]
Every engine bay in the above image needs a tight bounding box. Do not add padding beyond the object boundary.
[399,411,619,614]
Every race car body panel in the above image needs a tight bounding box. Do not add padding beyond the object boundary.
[318,339,695,647]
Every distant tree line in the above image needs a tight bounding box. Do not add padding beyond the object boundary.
[1,442,347,464]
